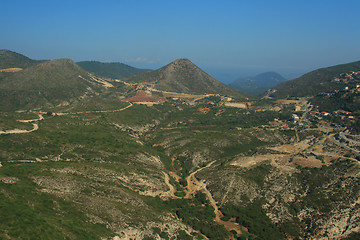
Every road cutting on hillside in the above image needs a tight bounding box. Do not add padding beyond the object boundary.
[164,160,243,237]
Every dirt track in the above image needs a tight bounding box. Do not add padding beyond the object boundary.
[56,102,133,116]
[163,171,179,198]
[0,113,43,135]
[182,161,242,236]
[0,103,133,135]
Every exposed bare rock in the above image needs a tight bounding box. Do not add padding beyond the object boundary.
[132,153,164,169]
[114,123,156,138]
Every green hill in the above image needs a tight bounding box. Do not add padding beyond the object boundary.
[0,49,43,69]
[125,58,246,97]
[76,61,150,79]
[270,60,360,98]
[0,58,105,110]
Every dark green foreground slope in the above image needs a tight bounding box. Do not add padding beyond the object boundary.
[1,96,359,239]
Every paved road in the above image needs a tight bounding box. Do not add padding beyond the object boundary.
[339,132,360,146]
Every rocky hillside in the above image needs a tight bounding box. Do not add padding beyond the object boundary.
[125,58,246,97]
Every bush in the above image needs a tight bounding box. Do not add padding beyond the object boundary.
[221,200,284,240]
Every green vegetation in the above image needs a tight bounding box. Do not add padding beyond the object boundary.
[342,232,360,240]
[148,192,229,239]
[310,90,360,132]
[1,51,360,239]
[0,164,112,239]
[311,90,360,113]
[0,49,43,69]
[272,60,360,98]
[241,164,272,187]
[294,161,359,214]
[221,200,284,240]
[0,59,106,111]
[1,97,358,239]
[0,111,38,131]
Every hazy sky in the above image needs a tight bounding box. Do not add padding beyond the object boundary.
[1,0,360,82]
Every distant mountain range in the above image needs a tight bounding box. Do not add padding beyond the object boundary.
[0,51,245,110]
[270,60,360,98]
[77,61,150,79]
[229,72,287,95]
[125,58,245,97]
[3,49,360,106]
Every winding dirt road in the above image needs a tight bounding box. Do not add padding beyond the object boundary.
[181,161,242,236]
[0,113,43,135]
[0,103,133,135]
[184,161,215,198]
[163,171,179,198]
[163,159,242,236]
[56,102,133,116]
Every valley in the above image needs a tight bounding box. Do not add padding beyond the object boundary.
[1,93,359,239]
[0,50,360,240]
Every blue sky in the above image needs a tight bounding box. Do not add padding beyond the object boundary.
[1,0,360,82]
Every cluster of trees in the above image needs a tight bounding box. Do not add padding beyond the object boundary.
[172,192,228,239]
[148,192,229,239]
[0,164,111,239]
[311,90,360,113]
[220,200,284,240]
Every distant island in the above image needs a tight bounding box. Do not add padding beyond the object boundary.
[229,72,287,95]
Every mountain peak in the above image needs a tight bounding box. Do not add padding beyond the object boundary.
[171,58,192,64]
[36,58,81,71]
[166,58,197,72]
[125,59,245,97]
[45,58,75,65]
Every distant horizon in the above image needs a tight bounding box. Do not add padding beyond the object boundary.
[3,47,359,84]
